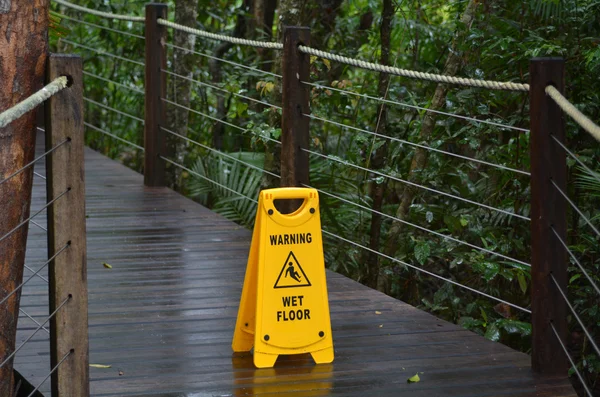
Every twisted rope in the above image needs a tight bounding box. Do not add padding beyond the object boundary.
[157,19,283,49]
[546,85,600,142]
[53,0,144,22]
[299,46,530,92]
[0,77,68,129]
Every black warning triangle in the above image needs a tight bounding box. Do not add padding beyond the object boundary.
[273,251,311,289]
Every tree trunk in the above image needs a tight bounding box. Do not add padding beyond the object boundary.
[381,0,480,291]
[166,0,198,189]
[363,0,393,289]
[0,1,48,394]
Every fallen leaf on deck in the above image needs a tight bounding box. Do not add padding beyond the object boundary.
[407,374,420,383]
[118,370,124,376]
[375,311,382,315]
[103,262,112,269]
[89,364,111,369]
[378,324,383,328]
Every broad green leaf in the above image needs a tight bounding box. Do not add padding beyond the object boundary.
[407,374,420,383]
[102,262,112,269]
[484,324,501,342]
[414,242,430,265]
[517,271,528,294]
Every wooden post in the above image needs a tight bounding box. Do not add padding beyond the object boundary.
[45,54,89,397]
[529,58,567,375]
[144,3,168,187]
[280,26,310,189]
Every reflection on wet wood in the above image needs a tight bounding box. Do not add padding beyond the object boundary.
[14,133,576,396]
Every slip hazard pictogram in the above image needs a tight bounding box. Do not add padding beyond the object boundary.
[273,251,311,289]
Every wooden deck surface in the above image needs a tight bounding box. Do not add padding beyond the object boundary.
[14,133,576,396]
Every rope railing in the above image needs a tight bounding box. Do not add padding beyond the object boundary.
[0,188,71,245]
[546,85,600,142]
[84,122,144,151]
[0,295,71,369]
[305,81,530,134]
[0,138,70,187]
[307,112,531,176]
[165,42,282,79]
[61,39,144,67]
[303,146,530,221]
[0,77,68,128]
[162,127,280,179]
[84,97,145,124]
[53,12,145,40]
[550,322,594,397]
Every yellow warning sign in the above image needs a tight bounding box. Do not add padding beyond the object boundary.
[232,188,334,368]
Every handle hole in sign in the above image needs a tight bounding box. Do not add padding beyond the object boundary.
[273,198,305,215]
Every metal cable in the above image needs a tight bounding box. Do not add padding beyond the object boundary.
[163,69,282,110]
[161,98,245,132]
[0,139,69,187]
[161,127,280,179]
[551,135,600,185]
[551,226,600,297]
[53,12,145,39]
[84,97,144,123]
[0,243,70,306]
[159,156,259,203]
[0,189,70,245]
[546,85,600,143]
[321,229,531,313]
[550,322,594,397]
[551,180,600,240]
[0,77,69,129]
[30,220,47,232]
[34,171,46,180]
[25,264,49,284]
[307,112,530,176]
[305,183,531,267]
[53,0,145,22]
[19,309,50,335]
[303,147,531,221]
[0,296,70,369]
[304,81,530,134]
[61,39,144,67]
[84,122,144,151]
[27,349,73,397]
[82,71,144,94]
[157,18,283,50]
[551,274,600,358]
[299,46,530,92]
[165,42,281,78]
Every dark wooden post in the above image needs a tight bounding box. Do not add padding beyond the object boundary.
[280,26,310,189]
[529,58,567,375]
[45,54,89,397]
[144,3,168,187]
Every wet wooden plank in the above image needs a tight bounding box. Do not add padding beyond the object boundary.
[14,132,576,396]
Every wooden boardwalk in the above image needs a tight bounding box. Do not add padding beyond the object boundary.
[14,134,576,396]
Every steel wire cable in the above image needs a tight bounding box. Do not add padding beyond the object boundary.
[0,189,71,245]
[551,180,600,240]
[306,113,530,176]
[302,147,531,221]
[165,42,281,78]
[19,309,50,335]
[163,69,282,110]
[0,296,71,369]
[551,226,600,297]
[25,264,49,284]
[84,122,144,151]
[159,156,260,203]
[320,229,531,313]
[84,97,144,123]
[550,274,600,358]
[53,0,145,22]
[34,172,46,180]
[61,39,144,67]
[302,183,530,268]
[550,322,593,397]
[298,46,530,92]
[161,127,280,179]
[304,81,530,134]
[27,349,73,397]
[30,220,47,232]
[551,135,600,185]
[53,12,145,39]
[0,139,70,187]
[0,244,70,306]
[82,71,144,94]
[546,85,600,142]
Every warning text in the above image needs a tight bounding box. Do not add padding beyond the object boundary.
[277,295,310,322]
[270,233,312,246]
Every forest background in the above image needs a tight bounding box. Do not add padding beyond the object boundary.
[49,0,600,394]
